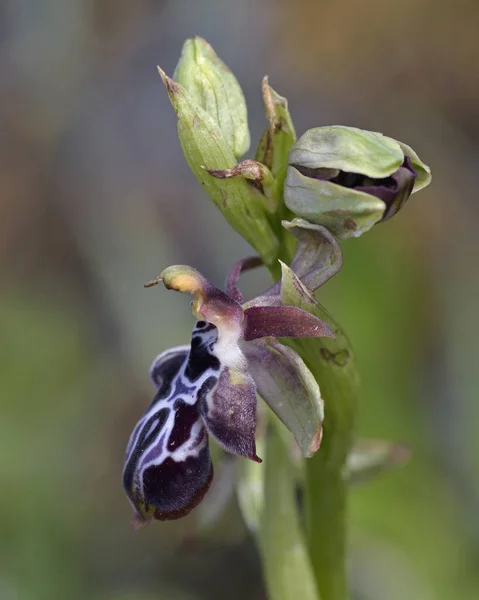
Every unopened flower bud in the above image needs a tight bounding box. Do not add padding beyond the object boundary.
[284,126,431,238]
[158,68,279,266]
[173,37,250,158]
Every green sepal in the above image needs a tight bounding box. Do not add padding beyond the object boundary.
[284,166,386,238]
[289,126,404,178]
[243,336,324,457]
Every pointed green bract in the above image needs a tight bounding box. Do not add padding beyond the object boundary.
[255,77,297,190]
[158,68,279,266]
[174,37,250,158]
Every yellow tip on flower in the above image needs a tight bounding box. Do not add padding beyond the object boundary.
[145,265,208,318]
[160,266,205,295]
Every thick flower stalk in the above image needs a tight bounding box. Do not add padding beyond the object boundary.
[123,36,431,600]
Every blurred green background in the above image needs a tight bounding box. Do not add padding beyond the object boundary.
[1,1,478,599]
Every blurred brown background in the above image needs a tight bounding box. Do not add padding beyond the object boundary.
[1,1,479,599]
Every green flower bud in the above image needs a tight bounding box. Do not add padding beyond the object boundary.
[158,68,279,266]
[173,37,250,158]
[284,126,431,238]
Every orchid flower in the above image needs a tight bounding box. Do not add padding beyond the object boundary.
[123,219,342,528]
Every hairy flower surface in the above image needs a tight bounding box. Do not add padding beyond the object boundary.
[123,220,340,527]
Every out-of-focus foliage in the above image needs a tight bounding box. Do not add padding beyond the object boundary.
[1,1,478,599]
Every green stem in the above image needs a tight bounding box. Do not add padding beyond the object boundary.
[294,303,360,600]
[265,252,359,600]
[258,422,320,600]
[305,464,347,600]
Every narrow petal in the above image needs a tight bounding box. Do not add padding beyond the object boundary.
[243,305,334,341]
[198,367,261,463]
[225,255,263,303]
[149,345,190,390]
[242,338,324,457]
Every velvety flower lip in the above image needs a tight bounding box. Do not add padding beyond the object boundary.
[123,219,342,526]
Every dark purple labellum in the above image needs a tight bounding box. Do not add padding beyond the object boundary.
[142,437,213,521]
[123,328,220,524]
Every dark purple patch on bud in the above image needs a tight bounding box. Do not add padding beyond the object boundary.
[293,157,417,221]
[243,305,334,341]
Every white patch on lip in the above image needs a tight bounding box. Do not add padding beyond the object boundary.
[212,321,246,370]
